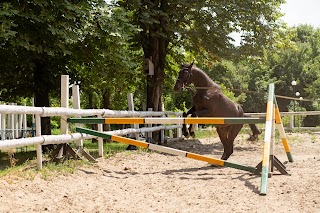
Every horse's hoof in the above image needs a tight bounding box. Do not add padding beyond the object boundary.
[221,152,232,160]
[221,155,227,160]
[247,135,258,141]
[183,132,190,138]
[209,164,220,167]
[190,132,195,138]
[126,145,138,150]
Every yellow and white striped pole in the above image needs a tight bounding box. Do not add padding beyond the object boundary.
[260,83,275,195]
[274,99,294,162]
[76,127,256,173]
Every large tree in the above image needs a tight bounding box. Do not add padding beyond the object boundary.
[1,0,108,134]
[118,0,285,111]
[0,1,140,134]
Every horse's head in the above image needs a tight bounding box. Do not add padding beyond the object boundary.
[173,62,194,92]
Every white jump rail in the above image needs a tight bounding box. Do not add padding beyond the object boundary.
[0,133,96,150]
[0,104,183,169]
[0,105,182,117]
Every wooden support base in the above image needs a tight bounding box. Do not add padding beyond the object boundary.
[51,143,96,163]
[254,155,289,177]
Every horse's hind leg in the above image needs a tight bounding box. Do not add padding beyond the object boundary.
[216,126,229,160]
[243,114,261,141]
[248,124,261,141]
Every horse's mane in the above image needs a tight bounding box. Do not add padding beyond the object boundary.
[182,63,220,89]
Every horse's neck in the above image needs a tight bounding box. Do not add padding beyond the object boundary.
[191,68,219,89]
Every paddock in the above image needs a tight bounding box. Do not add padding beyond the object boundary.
[0,79,294,196]
[0,133,319,212]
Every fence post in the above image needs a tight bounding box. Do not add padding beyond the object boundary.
[160,103,165,143]
[59,75,69,157]
[10,103,14,139]
[72,83,83,149]
[32,98,35,136]
[36,114,42,170]
[289,115,294,130]
[19,105,23,138]
[176,115,182,138]
[14,103,19,139]
[97,114,103,157]
[22,103,27,138]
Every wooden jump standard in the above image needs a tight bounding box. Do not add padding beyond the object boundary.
[258,83,293,195]
[76,127,256,173]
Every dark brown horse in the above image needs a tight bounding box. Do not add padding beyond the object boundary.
[173,63,260,160]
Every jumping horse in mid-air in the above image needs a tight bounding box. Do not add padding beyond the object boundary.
[173,63,261,160]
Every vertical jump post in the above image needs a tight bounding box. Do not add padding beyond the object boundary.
[260,83,275,195]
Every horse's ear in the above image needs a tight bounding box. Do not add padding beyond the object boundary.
[189,61,194,68]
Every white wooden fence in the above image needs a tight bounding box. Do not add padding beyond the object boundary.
[1,75,319,170]
[0,75,183,169]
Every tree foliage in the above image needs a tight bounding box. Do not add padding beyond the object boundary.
[2,0,320,130]
[0,0,140,133]
[118,0,284,111]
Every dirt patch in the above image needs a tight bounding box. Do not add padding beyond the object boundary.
[1,133,320,212]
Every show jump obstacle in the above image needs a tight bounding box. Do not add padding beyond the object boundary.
[70,83,293,196]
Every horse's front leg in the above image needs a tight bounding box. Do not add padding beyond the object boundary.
[188,112,197,138]
[183,106,196,137]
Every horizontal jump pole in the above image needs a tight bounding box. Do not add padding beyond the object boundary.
[105,124,182,136]
[69,117,266,125]
[76,127,256,173]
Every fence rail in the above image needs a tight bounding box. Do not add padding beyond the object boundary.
[0,105,182,117]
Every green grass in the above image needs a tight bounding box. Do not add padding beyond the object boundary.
[194,124,264,140]
[194,127,218,139]
[0,139,130,179]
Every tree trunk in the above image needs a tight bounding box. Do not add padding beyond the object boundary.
[144,37,169,111]
[142,30,169,143]
[34,59,52,152]
[102,90,111,132]
[34,60,51,136]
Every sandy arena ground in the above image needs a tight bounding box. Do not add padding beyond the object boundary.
[0,132,320,213]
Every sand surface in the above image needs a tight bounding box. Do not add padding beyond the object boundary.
[0,133,320,213]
